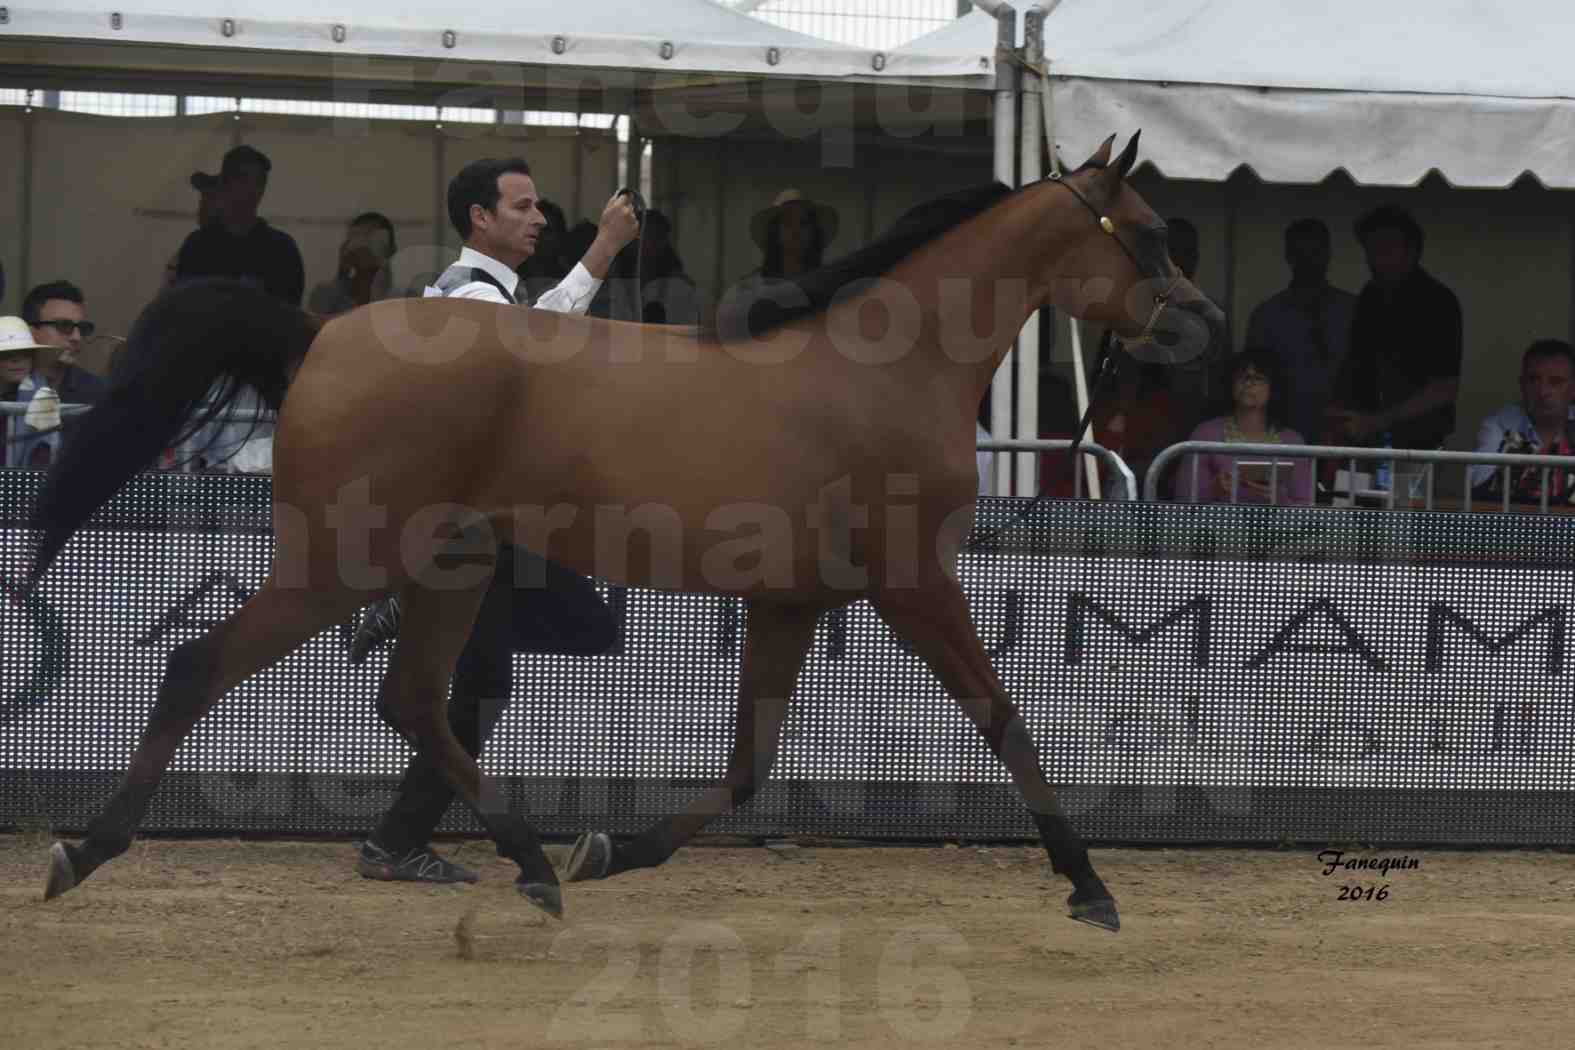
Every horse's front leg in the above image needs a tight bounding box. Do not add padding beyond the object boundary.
[872,581,1120,933]
[378,575,563,917]
[562,600,820,882]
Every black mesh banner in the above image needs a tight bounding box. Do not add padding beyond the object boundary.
[2,470,1573,845]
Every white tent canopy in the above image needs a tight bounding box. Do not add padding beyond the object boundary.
[3,0,982,80]
[898,1,1575,188]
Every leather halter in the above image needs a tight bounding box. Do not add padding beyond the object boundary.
[1044,169,1182,352]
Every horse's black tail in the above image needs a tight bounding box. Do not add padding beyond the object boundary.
[23,278,321,590]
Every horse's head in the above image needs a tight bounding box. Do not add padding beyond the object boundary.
[1047,132,1226,366]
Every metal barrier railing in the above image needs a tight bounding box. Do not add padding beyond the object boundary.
[1,412,1133,496]
[3,400,275,470]
[0,403,272,421]
[1145,440,1575,512]
[977,439,1137,501]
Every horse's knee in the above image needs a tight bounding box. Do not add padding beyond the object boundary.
[165,636,216,688]
[374,681,423,744]
[727,781,759,809]
[724,757,775,809]
[147,638,222,730]
[999,711,1034,751]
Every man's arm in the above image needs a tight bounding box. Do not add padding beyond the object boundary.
[1330,377,1461,442]
[1330,288,1463,441]
[1469,414,1505,491]
[282,235,306,307]
[1243,302,1269,353]
[533,192,641,315]
[173,230,203,280]
[532,263,601,315]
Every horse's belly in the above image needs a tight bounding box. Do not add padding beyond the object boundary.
[495,471,974,601]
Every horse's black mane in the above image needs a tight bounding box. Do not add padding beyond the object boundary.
[708,180,1020,341]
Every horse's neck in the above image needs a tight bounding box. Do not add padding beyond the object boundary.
[865,183,1079,416]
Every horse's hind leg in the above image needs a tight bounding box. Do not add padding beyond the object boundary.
[562,600,820,882]
[45,577,360,900]
[872,582,1120,933]
[377,577,564,917]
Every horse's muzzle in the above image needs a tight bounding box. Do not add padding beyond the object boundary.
[1118,297,1226,367]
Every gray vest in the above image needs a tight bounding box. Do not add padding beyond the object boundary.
[433,263,516,304]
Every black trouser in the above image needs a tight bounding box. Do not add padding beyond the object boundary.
[371,545,618,854]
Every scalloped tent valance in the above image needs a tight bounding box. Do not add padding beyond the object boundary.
[896,2,1575,188]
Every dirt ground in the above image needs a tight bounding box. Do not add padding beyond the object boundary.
[2,835,1572,1050]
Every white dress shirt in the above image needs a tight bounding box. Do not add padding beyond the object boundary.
[426,246,601,313]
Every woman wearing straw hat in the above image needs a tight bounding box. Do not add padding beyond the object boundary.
[720,188,840,337]
[0,314,58,468]
[750,187,839,281]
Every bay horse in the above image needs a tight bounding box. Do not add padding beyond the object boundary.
[25,133,1222,932]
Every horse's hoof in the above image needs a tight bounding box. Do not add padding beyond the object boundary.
[518,880,564,920]
[1066,890,1120,933]
[561,831,613,883]
[44,841,78,902]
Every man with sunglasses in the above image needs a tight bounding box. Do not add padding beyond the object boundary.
[22,281,106,404]
[6,281,106,467]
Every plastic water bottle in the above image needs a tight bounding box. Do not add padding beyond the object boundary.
[1374,432,1393,491]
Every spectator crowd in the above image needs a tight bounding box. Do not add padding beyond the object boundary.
[5,143,1572,510]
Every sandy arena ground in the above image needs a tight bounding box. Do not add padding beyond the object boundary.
[2,835,1572,1049]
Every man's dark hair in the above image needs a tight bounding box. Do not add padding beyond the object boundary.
[21,280,85,324]
[447,157,532,239]
[1355,205,1424,256]
[220,144,272,182]
[537,199,568,236]
[1284,217,1330,248]
[1522,338,1575,375]
[349,211,398,256]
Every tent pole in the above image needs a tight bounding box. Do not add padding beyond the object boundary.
[1014,5,1043,497]
[973,0,1018,495]
[18,99,34,308]
[1028,0,1097,498]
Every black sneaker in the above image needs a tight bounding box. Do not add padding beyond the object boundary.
[561,831,614,882]
[349,595,402,665]
[356,840,478,884]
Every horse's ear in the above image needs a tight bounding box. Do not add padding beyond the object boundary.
[1078,134,1117,171]
[1114,131,1142,179]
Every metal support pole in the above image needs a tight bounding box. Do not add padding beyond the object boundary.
[973,0,1018,495]
[625,116,644,202]
[711,142,728,308]
[19,93,37,304]
[1013,5,1045,496]
[571,111,584,226]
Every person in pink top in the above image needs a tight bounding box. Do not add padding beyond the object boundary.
[1177,348,1315,505]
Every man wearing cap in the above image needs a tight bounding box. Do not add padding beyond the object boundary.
[173,146,301,472]
[175,144,304,306]
[163,175,221,290]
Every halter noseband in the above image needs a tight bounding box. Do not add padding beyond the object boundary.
[1044,169,1181,351]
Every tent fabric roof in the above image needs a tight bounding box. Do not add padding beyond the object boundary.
[895,2,1575,188]
[1041,0,1570,100]
[903,2,1572,99]
[2,0,982,80]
